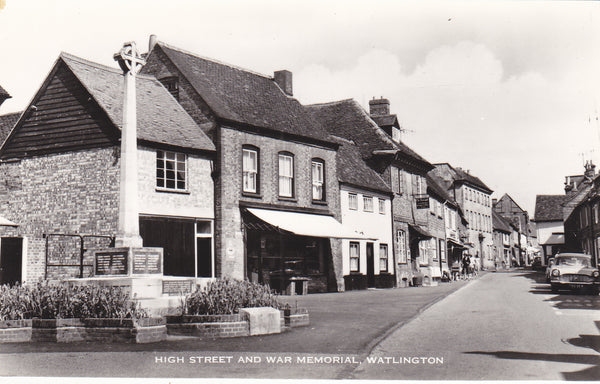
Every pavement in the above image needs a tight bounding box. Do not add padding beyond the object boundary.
[0,274,479,379]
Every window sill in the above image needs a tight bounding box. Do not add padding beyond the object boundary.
[242,192,262,199]
[312,200,328,206]
[278,196,297,203]
[156,188,190,195]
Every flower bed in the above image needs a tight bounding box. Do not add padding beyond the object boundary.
[0,283,165,343]
[166,279,308,338]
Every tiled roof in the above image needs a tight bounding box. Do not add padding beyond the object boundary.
[333,137,391,194]
[306,99,431,167]
[453,167,493,193]
[0,112,21,144]
[61,53,214,152]
[154,43,332,144]
[493,210,512,233]
[534,195,565,222]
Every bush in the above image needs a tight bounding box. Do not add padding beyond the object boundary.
[182,278,281,315]
[0,283,147,320]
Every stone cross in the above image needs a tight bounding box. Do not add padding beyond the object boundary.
[113,42,145,248]
[114,42,146,75]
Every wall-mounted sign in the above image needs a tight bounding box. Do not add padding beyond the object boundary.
[416,197,430,209]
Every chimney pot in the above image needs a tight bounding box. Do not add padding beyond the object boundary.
[368,97,390,116]
[274,70,293,96]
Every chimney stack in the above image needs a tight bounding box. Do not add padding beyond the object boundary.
[369,97,390,116]
[274,70,293,96]
[149,34,158,53]
[584,160,596,179]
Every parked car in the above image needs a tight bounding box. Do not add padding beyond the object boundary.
[548,253,600,294]
[531,256,542,269]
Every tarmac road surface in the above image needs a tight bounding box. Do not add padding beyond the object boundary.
[351,270,600,380]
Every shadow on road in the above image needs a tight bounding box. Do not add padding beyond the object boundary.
[466,321,600,381]
[464,351,600,381]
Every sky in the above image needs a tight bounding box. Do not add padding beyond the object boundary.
[0,0,599,214]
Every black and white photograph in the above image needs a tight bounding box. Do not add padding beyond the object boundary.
[0,0,599,382]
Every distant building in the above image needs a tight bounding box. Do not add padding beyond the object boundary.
[534,195,566,264]
[493,194,531,265]
[430,164,494,270]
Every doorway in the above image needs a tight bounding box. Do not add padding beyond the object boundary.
[366,242,375,287]
[0,237,22,285]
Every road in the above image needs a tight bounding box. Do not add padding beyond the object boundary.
[352,271,600,380]
[0,271,598,380]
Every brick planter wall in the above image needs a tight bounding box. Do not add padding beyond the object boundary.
[283,308,310,328]
[31,319,86,343]
[0,320,32,343]
[166,314,249,338]
[29,318,166,343]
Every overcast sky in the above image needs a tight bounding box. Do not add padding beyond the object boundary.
[1,0,599,214]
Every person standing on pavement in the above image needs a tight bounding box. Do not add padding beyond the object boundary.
[462,255,471,279]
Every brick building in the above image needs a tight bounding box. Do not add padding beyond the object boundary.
[493,194,531,265]
[307,98,434,288]
[141,40,348,293]
[0,53,215,284]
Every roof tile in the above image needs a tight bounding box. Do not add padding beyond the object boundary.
[61,53,214,152]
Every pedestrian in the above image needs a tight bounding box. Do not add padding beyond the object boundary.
[462,255,471,279]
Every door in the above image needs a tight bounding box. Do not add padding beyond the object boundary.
[0,237,22,285]
[196,238,212,277]
[366,242,375,287]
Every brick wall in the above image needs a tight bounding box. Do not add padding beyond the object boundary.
[216,127,341,283]
[137,146,214,219]
[0,147,120,282]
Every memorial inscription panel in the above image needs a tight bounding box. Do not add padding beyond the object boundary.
[95,251,128,275]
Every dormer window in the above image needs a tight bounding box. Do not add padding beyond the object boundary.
[159,76,179,100]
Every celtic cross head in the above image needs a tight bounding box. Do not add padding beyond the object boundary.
[114,42,146,75]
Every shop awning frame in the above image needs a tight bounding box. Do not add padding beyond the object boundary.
[244,208,376,240]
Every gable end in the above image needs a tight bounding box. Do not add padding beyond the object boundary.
[0,61,117,159]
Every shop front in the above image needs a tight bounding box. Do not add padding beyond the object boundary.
[242,208,352,294]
